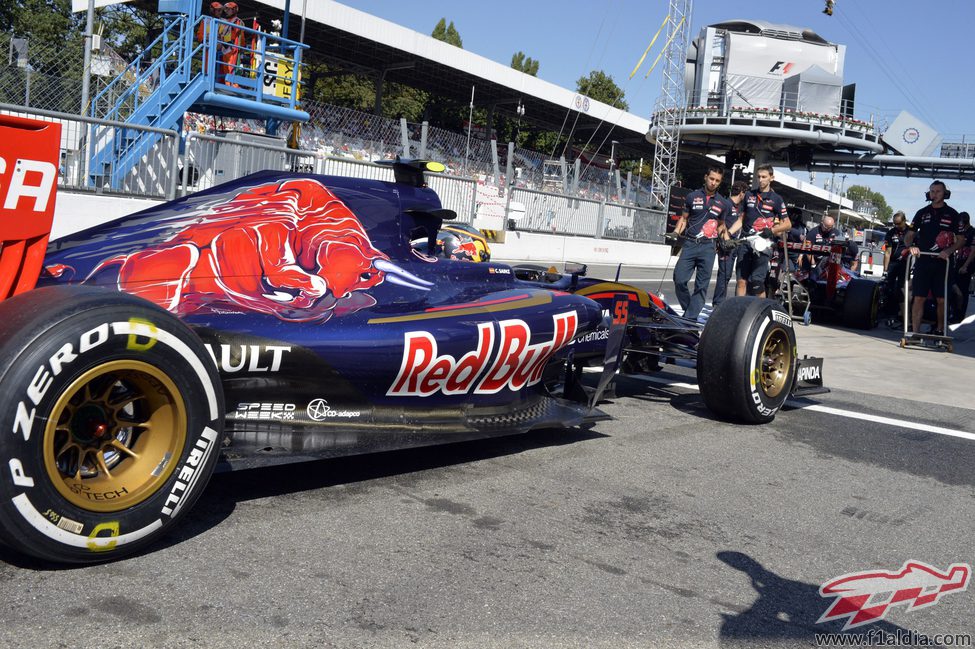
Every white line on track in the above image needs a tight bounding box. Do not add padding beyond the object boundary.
[949,312,975,331]
[623,373,975,442]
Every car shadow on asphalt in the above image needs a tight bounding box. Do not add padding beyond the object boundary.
[716,551,946,647]
[607,374,730,424]
[159,425,610,551]
[0,427,608,571]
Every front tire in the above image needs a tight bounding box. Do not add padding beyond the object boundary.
[0,286,224,563]
[697,297,797,423]
[842,279,880,329]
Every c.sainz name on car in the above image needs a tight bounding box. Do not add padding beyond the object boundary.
[388,312,578,397]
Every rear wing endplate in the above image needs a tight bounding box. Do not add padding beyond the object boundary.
[0,114,60,301]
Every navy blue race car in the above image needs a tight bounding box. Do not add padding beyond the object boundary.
[0,121,612,563]
[0,116,821,564]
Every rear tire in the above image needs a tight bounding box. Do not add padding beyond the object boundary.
[697,297,797,423]
[0,286,224,563]
[842,279,880,329]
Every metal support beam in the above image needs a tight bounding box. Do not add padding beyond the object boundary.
[649,0,693,210]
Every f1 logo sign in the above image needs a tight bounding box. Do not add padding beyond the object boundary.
[768,61,795,75]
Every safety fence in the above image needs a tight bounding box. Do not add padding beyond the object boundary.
[0,102,179,199]
[0,32,134,116]
[508,187,666,242]
[4,102,666,242]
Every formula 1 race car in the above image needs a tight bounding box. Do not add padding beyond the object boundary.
[0,115,822,564]
[511,262,827,424]
[767,238,882,329]
[0,116,610,563]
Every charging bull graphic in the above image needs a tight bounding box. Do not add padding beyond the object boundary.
[817,560,970,630]
[83,178,432,322]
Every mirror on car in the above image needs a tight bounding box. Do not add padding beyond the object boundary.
[564,261,587,277]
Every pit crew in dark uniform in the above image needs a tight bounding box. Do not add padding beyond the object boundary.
[840,236,859,272]
[711,180,747,308]
[882,211,910,318]
[800,215,838,273]
[734,164,791,298]
[673,165,730,320]
[951,211,974,323]
[905,180,965,337]
[784,207,806,273]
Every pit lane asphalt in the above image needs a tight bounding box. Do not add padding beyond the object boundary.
[2,268,974,648]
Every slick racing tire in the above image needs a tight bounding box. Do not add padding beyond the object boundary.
[0,286,224,564]
[697,297,797,424]
[842,278,880,330]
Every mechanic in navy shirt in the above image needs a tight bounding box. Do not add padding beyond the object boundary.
[882,211,911,317]
[951,211,975,323]
[672,165,730,320]
[800,214,838,273]
[711,180,747,308]
[733,164,791,297]
[784,207,806,273]
[905,180,965,337]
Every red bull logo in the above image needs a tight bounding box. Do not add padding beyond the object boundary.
[83,179,431,322]
[818,560,970,630]
[388,312,578,397]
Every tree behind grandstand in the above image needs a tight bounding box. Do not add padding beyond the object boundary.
[846,185,894,222]
[511,51,539,76]
[432,18,463,48]
[576,70,628,111]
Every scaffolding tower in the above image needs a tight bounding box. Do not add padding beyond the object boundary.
[649,0,693,209]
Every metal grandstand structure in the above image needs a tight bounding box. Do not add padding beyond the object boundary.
[648,0,693,210]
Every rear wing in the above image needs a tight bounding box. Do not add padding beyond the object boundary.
[0,114,60,301]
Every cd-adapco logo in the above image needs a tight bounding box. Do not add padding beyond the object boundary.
[306,398,360,421]
[817,560,970,630]
[903,127,921,144]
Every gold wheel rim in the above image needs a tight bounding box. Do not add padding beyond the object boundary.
[43,360,187,513]
[759,329,792,399]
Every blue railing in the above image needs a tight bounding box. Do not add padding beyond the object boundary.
[88,14,307,190]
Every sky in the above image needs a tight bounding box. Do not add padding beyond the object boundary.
[336,0,975,217]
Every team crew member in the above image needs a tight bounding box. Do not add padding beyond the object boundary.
[800,215,838,272]
[712,180,747,308]
[905,180,965,337]
[841,236,860,272]
[882,211,911,317]
[784,207,806,273]
[951,211,975,323]
[734,164,791,297]
[672,165,730,320]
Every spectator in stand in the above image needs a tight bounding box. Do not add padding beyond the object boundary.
[951,211,975,323]
[672,165,731,321]
[882,211,911,319]
[733,164,792,297]
[219,2,244,84]
[905,180,965,338]
[711,180,747,308]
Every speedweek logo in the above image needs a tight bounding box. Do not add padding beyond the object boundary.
[818,561,970,630]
